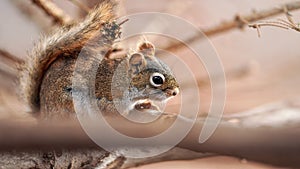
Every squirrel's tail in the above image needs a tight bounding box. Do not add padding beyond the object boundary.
[19,0,118,113]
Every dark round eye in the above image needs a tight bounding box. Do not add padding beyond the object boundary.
[150,72,165,87]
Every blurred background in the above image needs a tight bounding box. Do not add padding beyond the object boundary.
[0,0,299,168]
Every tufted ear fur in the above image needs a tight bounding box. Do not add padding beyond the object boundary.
[128,53,146,76]
[137,41,155,58]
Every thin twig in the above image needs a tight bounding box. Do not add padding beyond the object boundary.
[249,23,290,30]
[249,8,300,37]
[164,1,300,51]
[31,0,73,25]
[277,19,295,28]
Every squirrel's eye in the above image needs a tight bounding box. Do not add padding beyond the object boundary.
[150,72,165,87]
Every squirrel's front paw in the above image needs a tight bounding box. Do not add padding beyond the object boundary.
[134,101,152,110]
[133,100,162,115]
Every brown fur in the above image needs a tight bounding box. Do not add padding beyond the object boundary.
[20,1,179,120]
[20,0,117,113]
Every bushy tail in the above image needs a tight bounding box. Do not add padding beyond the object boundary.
[19,0,118,113]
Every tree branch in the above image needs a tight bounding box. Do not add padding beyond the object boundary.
[0,100,300,168]
[31,0,73,25]
[164,1,300,51]
[0,49,23,65]
[249,10,300,37]
[0,49,22,80]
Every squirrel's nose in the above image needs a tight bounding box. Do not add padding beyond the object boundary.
[166,87,179,97]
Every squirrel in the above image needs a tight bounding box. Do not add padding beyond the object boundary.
[19,0,179,120]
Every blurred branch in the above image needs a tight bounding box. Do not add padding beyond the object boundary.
[0,49,23,65]
[31,0,73,25]
[164,1,300,51]
[0,49,22,80]
[11,1,52,31]
[0,100,300,167]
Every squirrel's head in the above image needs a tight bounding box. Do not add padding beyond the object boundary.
[121,41,179,113]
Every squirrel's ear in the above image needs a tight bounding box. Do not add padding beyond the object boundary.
[138,41,155,57]
[128,53,146,76]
